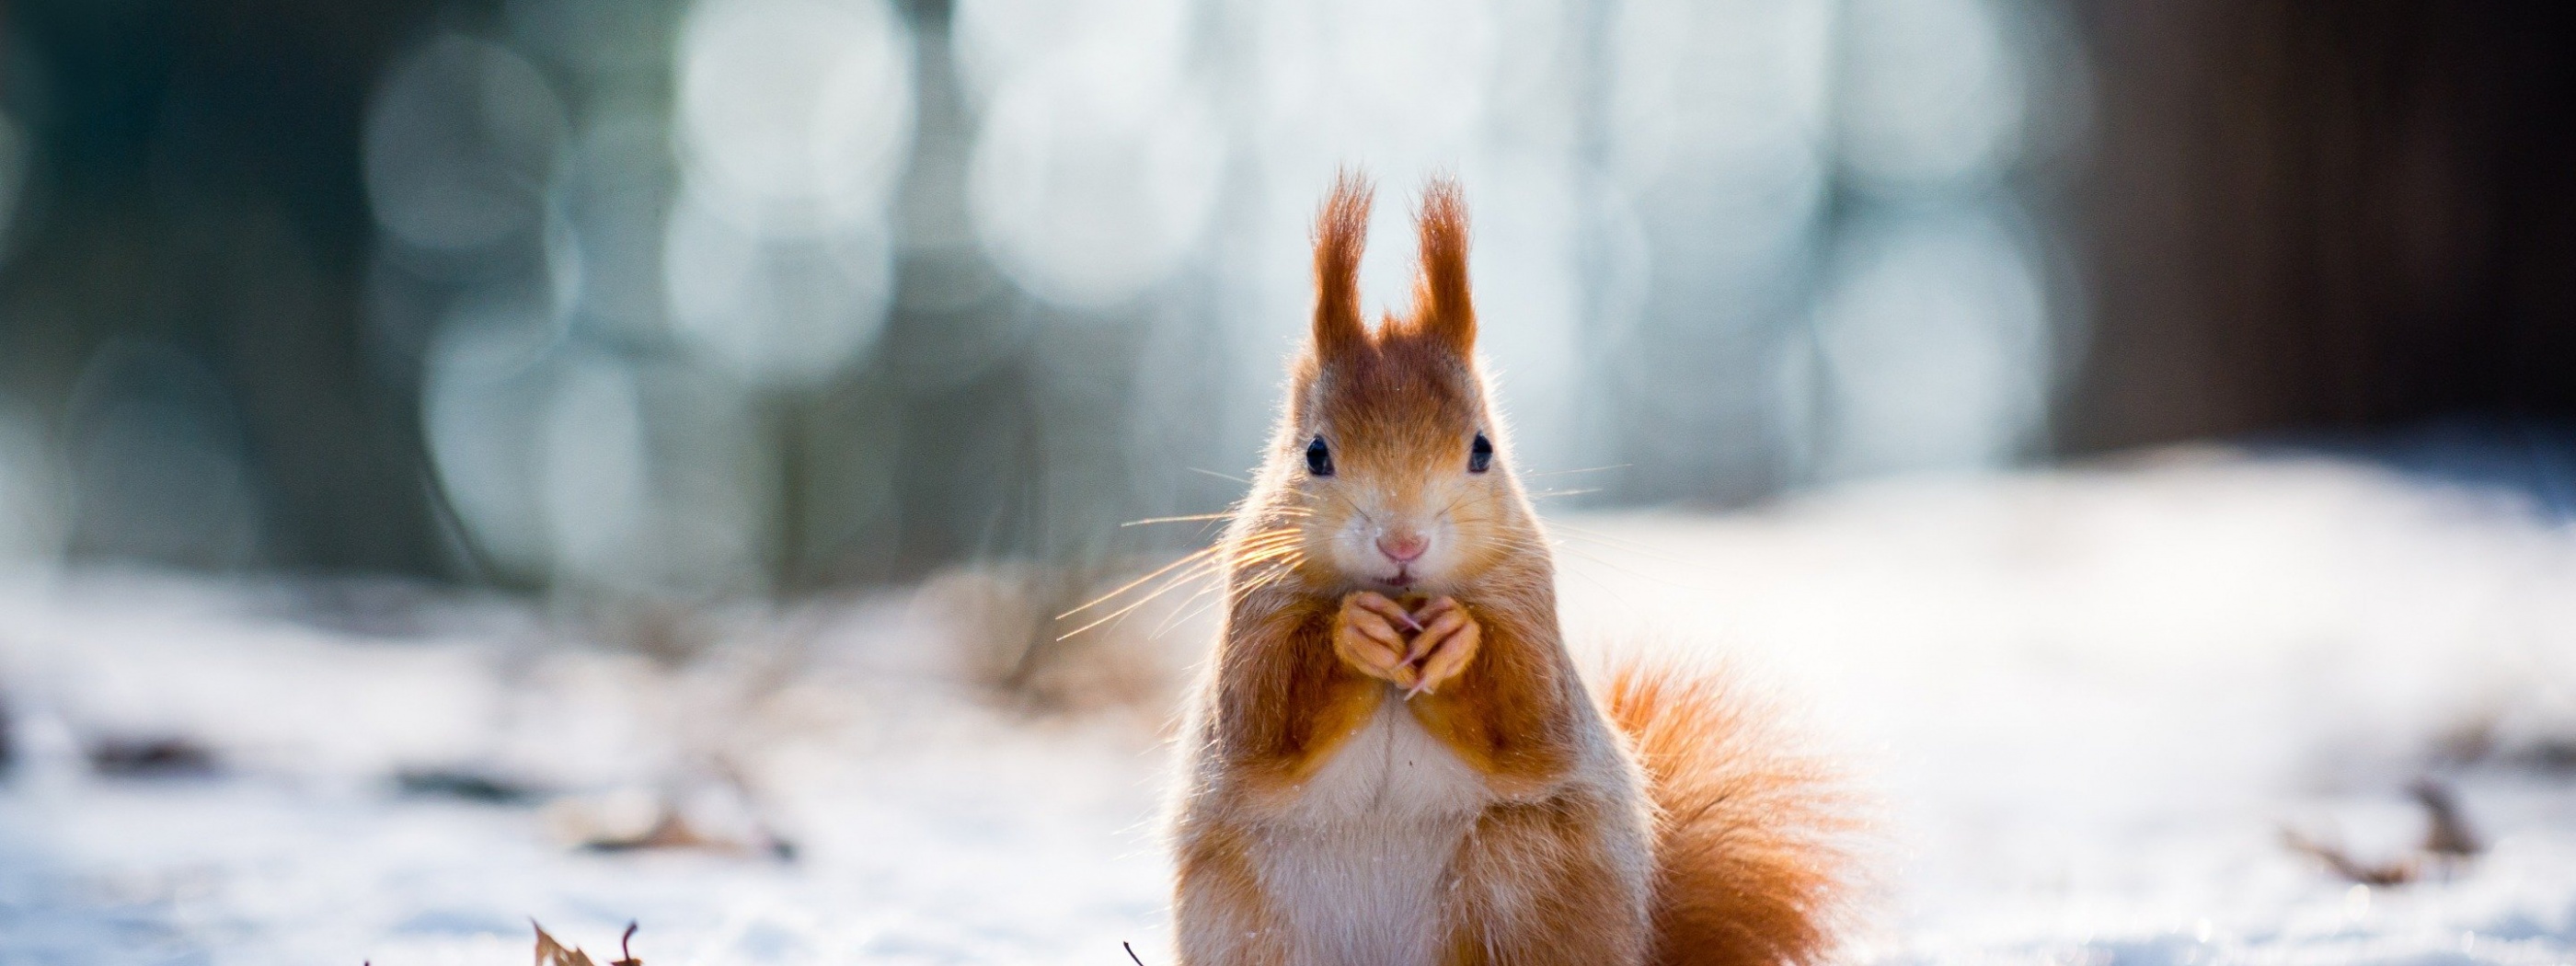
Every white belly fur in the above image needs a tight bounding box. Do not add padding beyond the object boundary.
[1257,692,1492,966]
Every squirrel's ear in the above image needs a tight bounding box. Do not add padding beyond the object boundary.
[1412,178,1475,353]
[1311,171,1374,360]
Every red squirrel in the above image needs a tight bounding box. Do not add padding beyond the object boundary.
[1168,174,1857,966]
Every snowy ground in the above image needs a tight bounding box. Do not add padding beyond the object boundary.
[5,450,2576,965]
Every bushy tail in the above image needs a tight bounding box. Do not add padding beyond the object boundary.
[1601,658,1862,966]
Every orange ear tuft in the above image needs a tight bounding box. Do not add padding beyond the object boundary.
[1412,178,1474,353]
[1312,170,1374,359]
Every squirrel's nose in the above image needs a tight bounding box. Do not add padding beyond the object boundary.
[1375,530,1428,563]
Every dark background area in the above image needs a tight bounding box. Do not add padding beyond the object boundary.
[2,0,446,574]
[2068,1,2576,449]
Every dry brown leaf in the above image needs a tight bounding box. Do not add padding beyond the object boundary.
[533,921,642,966]
[582,811,723,853]
[572,803,793,860]
[533,922,595,966]
[2281,780,2486,887]
[2280,828,2420,886]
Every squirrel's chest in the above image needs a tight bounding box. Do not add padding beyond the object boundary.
[1256,695,1489,966]
[1280,690,1490,822]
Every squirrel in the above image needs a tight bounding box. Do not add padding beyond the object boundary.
[1167,173,1857,966]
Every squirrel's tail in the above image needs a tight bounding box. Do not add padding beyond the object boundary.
[1601,656,1861,966]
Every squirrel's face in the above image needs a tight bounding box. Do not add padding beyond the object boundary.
[1258,174,1535,597]
[1285,340,1521,594]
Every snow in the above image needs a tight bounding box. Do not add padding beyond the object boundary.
[5,451,2576,965]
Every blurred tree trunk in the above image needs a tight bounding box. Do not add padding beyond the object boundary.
[2065,1,2576,449]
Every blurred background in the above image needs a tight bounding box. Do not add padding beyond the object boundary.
[0,0,2052,601]
[3,0,2571,600]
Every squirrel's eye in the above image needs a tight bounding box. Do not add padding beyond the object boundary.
[1468,432,1493,473]
[1305,436,1334,477]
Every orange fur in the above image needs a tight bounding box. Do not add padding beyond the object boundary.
[1311,171,1372,359]
[1410,179,1474,352]
[1174,821,1294,966]
[1604,660,1859,966]
[1437,792,1654,966]
[1171,172,1857,966]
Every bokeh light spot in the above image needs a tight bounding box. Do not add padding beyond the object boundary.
[363,34,569,251]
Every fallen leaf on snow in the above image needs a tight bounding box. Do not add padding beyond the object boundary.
[533,920,641,966]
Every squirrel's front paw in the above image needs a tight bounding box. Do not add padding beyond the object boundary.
[1333,592,1421,689]
[1401,597,1481,697]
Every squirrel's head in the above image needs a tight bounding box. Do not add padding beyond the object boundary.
[1257,173,1536,597]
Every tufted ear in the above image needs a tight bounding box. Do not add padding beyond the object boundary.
[1311,171,1374,361]
[1411,178,1475,353]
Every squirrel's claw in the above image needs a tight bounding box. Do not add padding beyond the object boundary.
[1349,592,1420,633]
[1402,598,1480,698]
[1335,592,1420,687]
